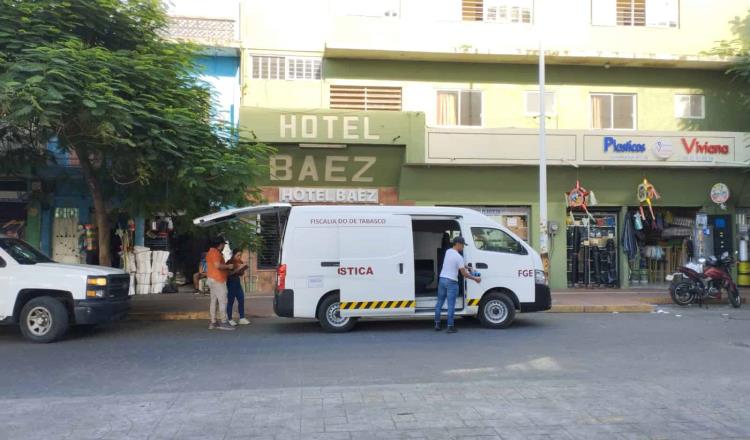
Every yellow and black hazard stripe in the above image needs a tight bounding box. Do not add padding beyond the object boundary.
[340,300,416,310]
[467,298,481,307]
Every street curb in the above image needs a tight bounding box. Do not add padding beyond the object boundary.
[128,304,656,321]
[548,304,654,313]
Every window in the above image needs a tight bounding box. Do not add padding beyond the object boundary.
[257,214,285,269]
[525,91,556,116]
[250,55,322,80]
[592,0,678,28]
[674,94,704,119]
[329,85,402,111]
[470,227,527,255]
[436,90,481,126]
[462,0,532,23]
[286,57,322,80]
[0,238,53,265]
[591,93,636,129]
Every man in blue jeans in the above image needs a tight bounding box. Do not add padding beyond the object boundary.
[435,236,481,333]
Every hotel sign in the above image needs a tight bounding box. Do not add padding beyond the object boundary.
[279,187,379,204]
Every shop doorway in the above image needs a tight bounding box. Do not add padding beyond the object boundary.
[566,211,619,288]
[623,207,701,289]
[51,207,81,264]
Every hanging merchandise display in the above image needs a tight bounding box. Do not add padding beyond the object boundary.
[625,207,699,287]
[636,178,660,224]
[710,183,730,210]
[566,212,618,288]
[565,180,598,219]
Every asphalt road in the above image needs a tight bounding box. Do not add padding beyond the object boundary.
[1,306,750,439]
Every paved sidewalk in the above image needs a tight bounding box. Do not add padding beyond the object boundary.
[5,378,750,440]
[126,288,749,320]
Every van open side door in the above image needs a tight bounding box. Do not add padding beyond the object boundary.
[338,214,415,317]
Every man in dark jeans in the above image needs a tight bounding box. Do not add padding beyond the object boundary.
[435,236,481,333]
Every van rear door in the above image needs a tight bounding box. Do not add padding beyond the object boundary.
[192,203,292,227]
[339,214,415,317]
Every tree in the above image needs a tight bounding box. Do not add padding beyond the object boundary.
[715,11,750,118]
[0,0,270,265]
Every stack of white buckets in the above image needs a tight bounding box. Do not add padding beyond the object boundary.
[126,246,171,294]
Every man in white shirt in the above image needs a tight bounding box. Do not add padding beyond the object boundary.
[436,236,481,333]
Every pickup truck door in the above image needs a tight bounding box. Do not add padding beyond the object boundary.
[339,214,415,317]
[0,252,14,319]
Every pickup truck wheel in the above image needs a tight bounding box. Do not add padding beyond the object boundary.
[478,292,516,329]
[19,297,69,343]
[317,295,357,333]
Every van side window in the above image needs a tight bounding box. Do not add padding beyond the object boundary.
[471,227,527,255]
[0,257,5,268]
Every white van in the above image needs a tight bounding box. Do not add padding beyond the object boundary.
[194,204,550,332]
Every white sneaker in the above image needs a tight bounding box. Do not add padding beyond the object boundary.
[228,320,238,327]
[238,318,251,325]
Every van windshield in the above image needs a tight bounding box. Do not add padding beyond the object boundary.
[0,238,54,265]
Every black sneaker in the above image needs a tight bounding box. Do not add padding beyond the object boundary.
[434,323,442,331]
[446,326,457,333]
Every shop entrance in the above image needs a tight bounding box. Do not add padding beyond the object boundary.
[622,207,701,288]
[566,210,619,288]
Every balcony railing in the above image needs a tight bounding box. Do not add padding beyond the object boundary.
[166,16,237,42]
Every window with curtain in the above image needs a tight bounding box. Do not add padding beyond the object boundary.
[592,0,678,27]
[674,94,704,119]
[591,93,636,129]
[437,90,481,126]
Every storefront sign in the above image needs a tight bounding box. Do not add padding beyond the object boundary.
[710,183,730,204]
[584,134,736,164]
[653,140,673,160]
[263,144,404,187]
[280,115,380,140]
[240,107,421,146]
[279,187,379,204]
[271,154,377,183]
[682,138,730,155]
[0,191,28,202]
[603,136,646,153]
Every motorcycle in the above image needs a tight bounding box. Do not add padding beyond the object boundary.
[667,252,741,308]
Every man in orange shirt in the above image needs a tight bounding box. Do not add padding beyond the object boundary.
[206,237,235,331]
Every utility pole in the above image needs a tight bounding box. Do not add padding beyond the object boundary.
[538,40,550,274]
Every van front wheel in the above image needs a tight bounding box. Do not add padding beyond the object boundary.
[478,292,516,329]
[318,295,357,333]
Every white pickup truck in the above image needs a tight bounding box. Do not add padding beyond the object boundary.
[0,235,130,342]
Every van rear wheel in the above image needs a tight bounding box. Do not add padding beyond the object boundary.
[318,295,357,333]
[478,292,516,329]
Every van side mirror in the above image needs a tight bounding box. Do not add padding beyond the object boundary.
[0,257,5,268]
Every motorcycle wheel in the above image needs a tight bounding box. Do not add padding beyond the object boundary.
[670,281,694,306]
[728,285,741,309]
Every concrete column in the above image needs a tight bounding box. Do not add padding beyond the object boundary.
[619,206,630,289]
[135,215,145,247]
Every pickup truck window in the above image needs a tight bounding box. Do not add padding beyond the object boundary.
[0,238,53,265]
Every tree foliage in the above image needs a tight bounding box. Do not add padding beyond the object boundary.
[0,0,271,265]
[714,11,750,114]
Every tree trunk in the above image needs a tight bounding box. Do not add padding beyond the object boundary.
[76,149,111,267]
